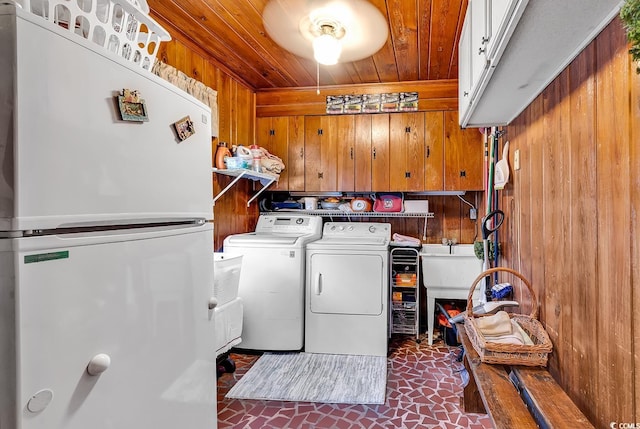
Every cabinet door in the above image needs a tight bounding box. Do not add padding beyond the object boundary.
[470,0,489,91]
[444,111,484,191]
[304,116,336,191]
[486,0,529,62]
[333,115,355,191]
[287,116,305,191]
[371,114,390,191]
[256,117,289,190]
[354,114,390,192]
[389,112,425,191]
[424,111,445,191]
[354,115,372,192]
[458,12,473,126]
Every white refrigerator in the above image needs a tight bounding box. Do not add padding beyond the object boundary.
[0,3,217,429]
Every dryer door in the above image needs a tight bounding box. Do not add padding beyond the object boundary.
[308,252,384,315]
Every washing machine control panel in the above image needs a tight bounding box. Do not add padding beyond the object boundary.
[324,222,391,240]
[255,215,323,235]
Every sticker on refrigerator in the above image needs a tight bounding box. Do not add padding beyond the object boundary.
[24,251,69,264]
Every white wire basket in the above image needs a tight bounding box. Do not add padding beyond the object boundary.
[13,0,170,71]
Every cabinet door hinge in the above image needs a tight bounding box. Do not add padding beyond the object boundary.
[460,170,466,177]
[317,128,323,135]
[269,129,275,136]
[405,171,411,178]
[318,172,324,179]
[372,147,377,159]
[426,146,430,158]
[350,147,354,160]
[405,126,411,133]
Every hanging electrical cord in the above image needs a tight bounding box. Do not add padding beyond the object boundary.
[457,194,475,210]
[458,194,478,242]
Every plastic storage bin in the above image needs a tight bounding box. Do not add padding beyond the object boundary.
[213,253,243,307]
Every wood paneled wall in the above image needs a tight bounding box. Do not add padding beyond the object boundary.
[152,16,259,250]
[499,17,639,427]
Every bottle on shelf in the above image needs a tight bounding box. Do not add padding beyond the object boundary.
[250,145,262,173]
[215,142,231,169]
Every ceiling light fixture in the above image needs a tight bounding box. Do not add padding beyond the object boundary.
[312,23,343,65]
[262,0,388,66]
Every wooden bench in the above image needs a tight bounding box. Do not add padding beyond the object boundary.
[457,326,594,429]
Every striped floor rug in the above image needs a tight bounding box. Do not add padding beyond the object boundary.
[225,352,387,404]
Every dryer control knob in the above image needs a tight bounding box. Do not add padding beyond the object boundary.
[348,226,354,231]
[369,225,377,233]
[339,225,345,231]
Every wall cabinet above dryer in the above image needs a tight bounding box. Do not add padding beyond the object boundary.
[459,0,622,127]
[459,0,529,127]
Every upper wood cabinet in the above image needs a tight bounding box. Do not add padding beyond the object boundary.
[424,111,445,191]
[256,116,305,191]
[286,116,305,192]
[389,113,425,191]
[256,116,288,190]
[258,110,482,193]
[444,111,484,191]
[354,114,390,192]
[304,116,355,192]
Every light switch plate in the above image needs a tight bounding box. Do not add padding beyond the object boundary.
[514,149,520,170]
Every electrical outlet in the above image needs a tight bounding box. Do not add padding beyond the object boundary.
[470,208,477,220]
[514,149,521,170]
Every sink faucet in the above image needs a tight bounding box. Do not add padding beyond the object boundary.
[441,237,459,254]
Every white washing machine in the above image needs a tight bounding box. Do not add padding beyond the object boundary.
[305,222,391,357]
[223,215,322,351]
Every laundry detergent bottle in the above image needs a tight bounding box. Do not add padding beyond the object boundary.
[215,142,232,169]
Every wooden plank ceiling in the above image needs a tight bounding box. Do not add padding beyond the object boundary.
[148,0,467,91]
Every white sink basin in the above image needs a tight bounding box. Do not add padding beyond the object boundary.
[420,243,477,257]
[420,244,482,287]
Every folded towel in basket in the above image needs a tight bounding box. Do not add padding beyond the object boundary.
[483,320,535,346]
[474,310,512,336]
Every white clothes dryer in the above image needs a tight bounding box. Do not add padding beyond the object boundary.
[223,215,322,351]
[305,222,391,357]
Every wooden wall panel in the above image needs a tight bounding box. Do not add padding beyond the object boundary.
[594,19,633,423]
[157,27,258,250]
[500,17,638,427]
[632,49,640,424]
[567,42,598,421]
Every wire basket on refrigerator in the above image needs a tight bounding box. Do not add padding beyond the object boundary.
[13,0,170,71]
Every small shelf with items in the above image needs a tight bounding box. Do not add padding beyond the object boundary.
[263,209,434,218]
[389,247,421,342]
[212,168,278,207]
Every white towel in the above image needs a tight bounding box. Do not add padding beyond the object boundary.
[392,233,421,246]
[474,311,512,336]
[483,320,534,346]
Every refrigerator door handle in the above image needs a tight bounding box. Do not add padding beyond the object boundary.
[87,353,111,376]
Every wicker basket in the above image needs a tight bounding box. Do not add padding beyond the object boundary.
[463,267,553,367]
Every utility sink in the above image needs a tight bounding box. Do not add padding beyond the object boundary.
[419,244,483,345]
[420,244,481,286]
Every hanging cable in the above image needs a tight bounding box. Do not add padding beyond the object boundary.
[457,194,475,210]
[316,62,320,95]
